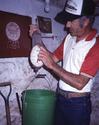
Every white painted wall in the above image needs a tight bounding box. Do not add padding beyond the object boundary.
[0,0,66,125]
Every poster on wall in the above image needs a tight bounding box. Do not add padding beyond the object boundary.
[37,16,52,33]
[0,11,32,58]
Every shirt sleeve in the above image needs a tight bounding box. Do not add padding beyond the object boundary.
[80,37,99,77]
[53,37,66,61]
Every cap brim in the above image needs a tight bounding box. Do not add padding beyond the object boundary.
[54,10,81,24]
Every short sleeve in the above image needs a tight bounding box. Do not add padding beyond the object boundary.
[53,37,66,61]
[80,37,99,76]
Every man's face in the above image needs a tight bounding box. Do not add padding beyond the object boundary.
[65,18,85,37]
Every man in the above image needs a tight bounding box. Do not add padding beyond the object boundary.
[29,0,99,125]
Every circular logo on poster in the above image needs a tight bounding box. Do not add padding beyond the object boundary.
[5,22,21,41]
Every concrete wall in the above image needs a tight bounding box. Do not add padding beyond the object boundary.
[0,0,99,125]
[0,0,65,124]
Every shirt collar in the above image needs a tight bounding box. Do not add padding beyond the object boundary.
[85,29,97,41]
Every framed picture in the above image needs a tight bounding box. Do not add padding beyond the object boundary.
[0,11,32,58]
[37,16,52,33]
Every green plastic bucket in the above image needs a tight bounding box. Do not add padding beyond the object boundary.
[22,89,56,125]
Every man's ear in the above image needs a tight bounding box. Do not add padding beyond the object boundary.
[79,17,89,28]
[83,18,90,27]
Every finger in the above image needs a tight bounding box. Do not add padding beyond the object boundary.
[39,50,48,59]
[40,47,48,54]
[29,24,38,31]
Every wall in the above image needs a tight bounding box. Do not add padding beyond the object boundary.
[0,0,99,125]
[0,0,65,125]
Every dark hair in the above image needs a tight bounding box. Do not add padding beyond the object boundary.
[86,16,95,25]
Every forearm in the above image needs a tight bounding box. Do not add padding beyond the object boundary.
[38,46,90,90]
[51,62,89,90]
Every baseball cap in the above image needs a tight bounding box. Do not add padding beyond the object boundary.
[54,0,96,24]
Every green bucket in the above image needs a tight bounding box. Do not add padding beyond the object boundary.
[22,89,56,125]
